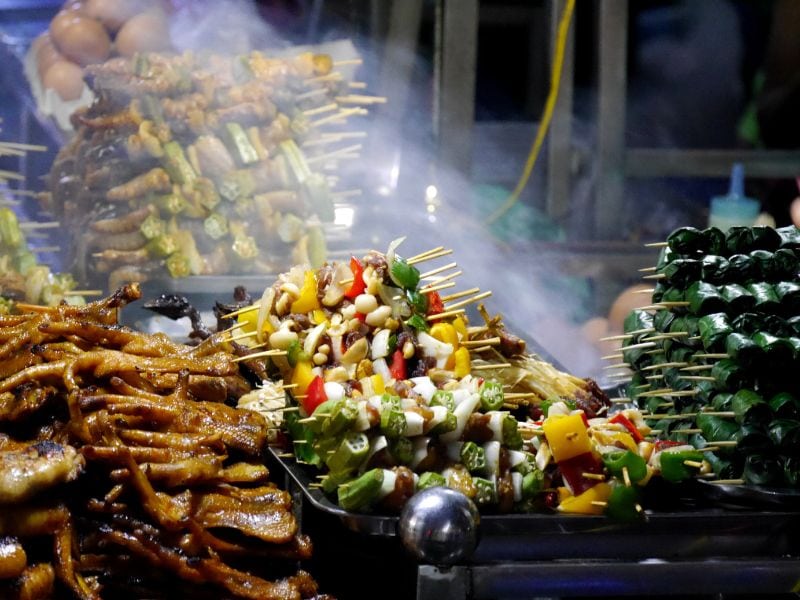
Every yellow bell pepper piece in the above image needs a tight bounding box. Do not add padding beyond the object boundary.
[311,308,328,325]
[290,270,321,314]
[452,316,468,339]
[237,307,274,336]
[430,322,459,369]
[543,413,592,463]
[370,373,385,395]
[592,430,638,454]
[453,346,471,378]
[557,482,612,515]
[291,359,316,395]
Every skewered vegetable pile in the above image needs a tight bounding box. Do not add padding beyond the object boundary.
[0,206,83,310]
[617,224,800,487]
[227,241,711,517]
[0,284,327,599]
[42,49,372,291]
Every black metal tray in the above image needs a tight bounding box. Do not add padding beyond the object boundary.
[269,447,800,563]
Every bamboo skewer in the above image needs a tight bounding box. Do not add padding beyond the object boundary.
[303,103,339,117]
[460,337,500,348]
[19,221,60,230]
[644,242,668,248]
[420,281,456,294]
[641,362,688,371]
[231,349,287,362]
[445,291,493,311]
[223,304,260,319]
[335,94,387,104]
[407,248,454,265]
[419,262,458,279]
[309,107,364,127]
[471,362,511,371]
[62,290,103,296]
[602,363,630,370]
[307,143,363,164]
[408,246,445,262]
[439,287,480,303]
[680,376,717,382]
[599,328,655,341]
[426,308,466,321]
[333,58,363,67]
[680,364,715,371]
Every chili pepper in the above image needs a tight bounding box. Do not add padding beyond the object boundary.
[720,284,755,314]
[602,450,647,483]
[605,484,643,521]
[388,348,407,381]
[302,375,328,415]
[427,291,445,315]
[479,380,504,411]
[337,468,385,511]
[609,413,644,443]
[417,471,446,491]
[344,257,365,299]
[389,257,420,290]
[659,449,704,482]
[697,312,731,350]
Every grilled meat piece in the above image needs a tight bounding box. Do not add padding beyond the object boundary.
[0,442,84,505]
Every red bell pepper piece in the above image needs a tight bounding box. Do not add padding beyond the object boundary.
[303,375,328,414]
[344,257,365,300]
[388,348,407,381]
[654,439,684,452]
[610,412,644,443]
[354,311,367,323]
[557,451,604,496]
[427,290,444,315]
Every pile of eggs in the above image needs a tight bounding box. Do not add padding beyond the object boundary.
[32,0,172,101]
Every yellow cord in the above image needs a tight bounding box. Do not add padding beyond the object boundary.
[486,0,576,224]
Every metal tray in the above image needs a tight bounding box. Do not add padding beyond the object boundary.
[269,447,800,563]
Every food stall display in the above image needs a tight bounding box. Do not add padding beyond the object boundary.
[41,48,373,292]
[219,239,734,517]
[618,225,800,487]
[0,284,327,599]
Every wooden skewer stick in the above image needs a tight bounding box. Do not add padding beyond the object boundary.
[644,241,668,248]
[619,341,657,351]
[296,87,329,101]
[610,397,632,404]
[707,478,744,484]
[19,221,60,229]
[642,274,666,280]
[439,287,480,303]
[305,71,344,84]
[710,441,738,447]
[307,143,363,164]
[335,94,387,105]
[407,248,454,265]
[309,107,363,127]
[468,345,493,353]
[503,392,539,399]
[333,58,363,67]
[0,141,47,151]
[224,303,260,319]
[695,353,728,359]
[471,362,511,370]
[0,170,24,181]
[422,271,462,288]
[644,375,663,381]
[680,364,715,372]
[683,459,705,467]
[420,281,456,294]
[633,288,656,294]
[461,337,500,347]
[62,290,103,296]
[408,246,445,262]
[349,81,368,89]
[232,349,287,362]
[638,266,658,272]
[445,290,492,311]
[680,375,716,382]
[228,330,258,343]
[582,472,606,481]
[599,328,655,342]
[303,102,339,117]
[601,353,624,360]
[466,325,489,335]
[426,308,466,321]
[636,388,678,398]
[420,262,458,279]
[641,362,689,371]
